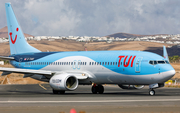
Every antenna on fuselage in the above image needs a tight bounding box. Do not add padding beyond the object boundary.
[163,46,169,62]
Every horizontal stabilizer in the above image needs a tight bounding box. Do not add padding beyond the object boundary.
[0,56,14,60]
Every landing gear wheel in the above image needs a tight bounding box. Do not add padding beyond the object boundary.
[59,91,65,94]
[98,85,104,94]
[91,86,98,94]
[91,84,104,94]
[53,89,59,94]
[149,89,155,96]
[52,90,65,94]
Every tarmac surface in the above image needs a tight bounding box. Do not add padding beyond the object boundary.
[0,84,180,113]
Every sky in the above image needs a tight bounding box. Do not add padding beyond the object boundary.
[0,0,180,36]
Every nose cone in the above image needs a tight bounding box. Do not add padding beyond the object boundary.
[163,68,176,82]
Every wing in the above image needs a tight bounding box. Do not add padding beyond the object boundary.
[0,67,53,75]
[0,67,89,80]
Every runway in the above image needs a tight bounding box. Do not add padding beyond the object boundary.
[0,84,180,113]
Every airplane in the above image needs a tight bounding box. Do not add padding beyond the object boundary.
[0,3,175,96]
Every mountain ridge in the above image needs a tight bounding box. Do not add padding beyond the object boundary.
[106,32,168,38]
[0,26,33,38]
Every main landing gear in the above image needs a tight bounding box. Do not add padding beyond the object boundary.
[91,84,104,94]
[53,89,65,94]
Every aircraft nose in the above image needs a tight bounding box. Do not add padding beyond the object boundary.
[163,69,176,80]
[168,69,176,78]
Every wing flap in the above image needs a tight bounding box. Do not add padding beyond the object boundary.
[0,67,90,80]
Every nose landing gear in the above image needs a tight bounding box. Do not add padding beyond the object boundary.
[148,83,164,96]
[149,89,155,96]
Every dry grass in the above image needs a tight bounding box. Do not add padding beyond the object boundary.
[0,40,168,56]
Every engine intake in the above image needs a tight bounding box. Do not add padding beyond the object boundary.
[50,74,78,91]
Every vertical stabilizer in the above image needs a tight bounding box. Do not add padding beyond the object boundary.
[5,3,40,55]
[163,46,169,62]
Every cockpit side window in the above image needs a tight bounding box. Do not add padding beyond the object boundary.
[149,61,153,65]
[154,61,157,65]
[165,60,169,64]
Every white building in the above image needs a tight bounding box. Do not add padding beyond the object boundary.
[0,61,4,65]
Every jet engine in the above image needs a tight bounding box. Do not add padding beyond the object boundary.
[49,74,78,91]
[118,84,144,90]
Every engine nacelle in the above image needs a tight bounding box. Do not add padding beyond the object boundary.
[118,84,144,90]
[49,74,78,91]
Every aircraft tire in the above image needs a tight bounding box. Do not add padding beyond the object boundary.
[91,86,98,94]
[149,89,155,96]
[53,89,59,94]
[98,85,104,94]
[59,91,65,94]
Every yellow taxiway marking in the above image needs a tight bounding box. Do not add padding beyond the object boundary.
[39,84,47,90]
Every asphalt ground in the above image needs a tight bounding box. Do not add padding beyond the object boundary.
[0,84,180,113]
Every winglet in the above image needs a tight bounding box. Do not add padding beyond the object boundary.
[163,46,169,62]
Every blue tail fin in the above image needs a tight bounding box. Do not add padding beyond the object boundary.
[5,3,40,55]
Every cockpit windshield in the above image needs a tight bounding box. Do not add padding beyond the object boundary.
[149,60,169,65]
[157,61,165,64]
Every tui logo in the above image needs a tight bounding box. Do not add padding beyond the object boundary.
[9,27,18,44]
[118,55,136,67]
